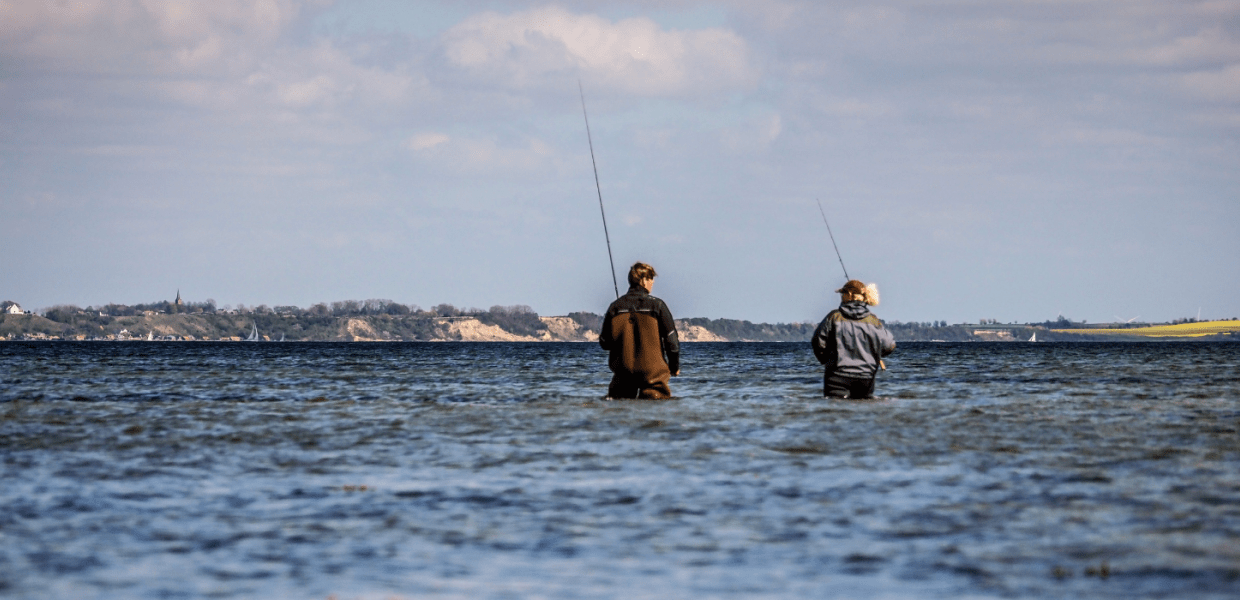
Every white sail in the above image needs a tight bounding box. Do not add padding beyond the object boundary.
[246,324,259,342]
[1029,332,1037,342]
[147,331,153,341]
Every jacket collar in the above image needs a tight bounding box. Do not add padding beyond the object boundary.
[839,300,870,319]
[626,284,650,298]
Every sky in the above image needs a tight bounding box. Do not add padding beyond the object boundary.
[2,0,1238,325]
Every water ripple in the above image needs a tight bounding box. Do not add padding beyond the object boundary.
[0,341,1238,598]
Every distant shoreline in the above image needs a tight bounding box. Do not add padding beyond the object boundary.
[4,339,1239,343]
[2,311,1237,343]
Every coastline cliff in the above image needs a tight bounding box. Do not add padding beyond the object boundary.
[4,303,1237,342]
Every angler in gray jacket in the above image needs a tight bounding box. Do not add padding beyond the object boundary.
[812,280,896,399]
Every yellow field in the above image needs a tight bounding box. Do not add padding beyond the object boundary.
[1053,320,1240,338]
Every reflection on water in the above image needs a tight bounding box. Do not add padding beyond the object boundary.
[1,342,1238,598]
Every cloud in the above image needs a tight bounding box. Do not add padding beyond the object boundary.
[0,0,299,74]
[1182,63,1240,101]
[1137,26,1240,67]
[407,133,559,176]
[440,6,758,97]
[276,74,337,108]
[407,133,451,151]
[815,96,895,120]
[2,0,418,118]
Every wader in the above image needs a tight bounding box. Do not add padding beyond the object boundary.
[823,372,876,399]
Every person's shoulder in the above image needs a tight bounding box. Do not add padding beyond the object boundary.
[608,291,650,313]
[648,294,674,312]
[860,313,885,327]
[604,296,628,315]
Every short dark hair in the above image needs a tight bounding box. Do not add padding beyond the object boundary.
[627,262,657,286]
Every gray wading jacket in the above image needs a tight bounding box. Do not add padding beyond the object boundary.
[599,285,680,382]
[812,300,896,379]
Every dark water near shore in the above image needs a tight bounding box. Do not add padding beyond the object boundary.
[1,341,1238,599]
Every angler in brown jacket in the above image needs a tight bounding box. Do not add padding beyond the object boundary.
[599,262,681,399]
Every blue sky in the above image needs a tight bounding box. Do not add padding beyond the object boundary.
[2,0,1237,324]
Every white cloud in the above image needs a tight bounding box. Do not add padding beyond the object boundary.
[407,133,451,151]
[816,97,895,120]
[1,0,418,116]
[247,42,420,112]
[440,6,758,97]
[407,133,559,175]
[1183,63,1240,101]
[1137,27,1240,67]
[0,0,300,74]
[277,74,339,108]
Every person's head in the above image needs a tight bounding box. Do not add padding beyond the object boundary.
[836,280,880,306]
[628,262,657,291]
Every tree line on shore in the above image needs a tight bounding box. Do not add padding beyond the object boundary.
[29,298,965,342]
[12,300,605,341]
[0,297,1050,342]
[12,298,1230,342]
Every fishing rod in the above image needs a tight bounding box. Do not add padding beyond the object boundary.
[816,199,849,281]
[817,199,884,371]
[579,81,620,298]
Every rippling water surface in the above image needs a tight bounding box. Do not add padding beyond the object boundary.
[2,342,1238,599]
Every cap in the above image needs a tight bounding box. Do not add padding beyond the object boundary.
[835,280,866,295]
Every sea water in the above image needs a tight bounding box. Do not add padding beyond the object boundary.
[1,342,1237,599]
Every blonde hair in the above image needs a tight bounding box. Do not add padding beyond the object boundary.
[864,283,880,306]
[627,262,657,286]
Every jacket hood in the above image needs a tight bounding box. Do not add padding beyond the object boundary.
[839,300,871,320]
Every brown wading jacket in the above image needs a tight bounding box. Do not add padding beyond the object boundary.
[599,285,681,385]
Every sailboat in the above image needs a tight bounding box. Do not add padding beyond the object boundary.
[246,323,259,342]
[147,331,153,341]
[278,333,285,342]
[1029,332,1037,342]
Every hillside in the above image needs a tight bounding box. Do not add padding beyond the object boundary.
[0,313,597,342]
[4,303,1237,342]
[0,311,806,343]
